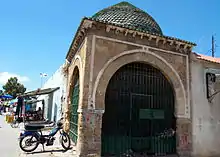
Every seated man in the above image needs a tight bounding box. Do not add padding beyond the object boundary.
[37,107,43,120]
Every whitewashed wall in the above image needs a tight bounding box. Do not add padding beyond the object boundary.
[37,64,67,122]
[191,61,220,156]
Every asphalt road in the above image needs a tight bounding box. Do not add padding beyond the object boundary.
[0,115,21,157]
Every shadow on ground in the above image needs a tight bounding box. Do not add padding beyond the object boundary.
[25,147,73,155]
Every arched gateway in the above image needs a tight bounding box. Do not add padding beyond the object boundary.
[101,62,176,156]
[64,2,195,156]
[69,68,80,145]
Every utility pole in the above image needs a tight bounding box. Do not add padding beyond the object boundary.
[212,35,215,57]
[41,76,43,88]
[40,73,48,88]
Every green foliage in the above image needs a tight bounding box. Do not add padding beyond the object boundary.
[0,89,3,96]
[2,77,26,98]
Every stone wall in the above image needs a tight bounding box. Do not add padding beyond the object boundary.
[64,36,91,156]
[91,32,189,118]
[65,26,192,156]
[191,60,220,157]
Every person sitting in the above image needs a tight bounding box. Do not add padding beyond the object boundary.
[37,107,43,120]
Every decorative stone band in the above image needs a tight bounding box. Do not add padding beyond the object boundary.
[105,24,193,52]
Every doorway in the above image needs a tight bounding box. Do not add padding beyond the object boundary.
[101,62,176,156]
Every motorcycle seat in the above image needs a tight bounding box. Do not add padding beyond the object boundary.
[25,124,45,131]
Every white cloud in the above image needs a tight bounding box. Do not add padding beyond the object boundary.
[0,72,30,85]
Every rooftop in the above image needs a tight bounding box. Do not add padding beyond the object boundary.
[195,53,220,64]
[91,1,163,35]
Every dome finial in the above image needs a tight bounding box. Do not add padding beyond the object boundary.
[113,1,133,6]
[110,1,143,11]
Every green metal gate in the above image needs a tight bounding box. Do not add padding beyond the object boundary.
[69,71,80,145]
[102,62,176,156]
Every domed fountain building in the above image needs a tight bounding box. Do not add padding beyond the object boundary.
[64,2,196,157]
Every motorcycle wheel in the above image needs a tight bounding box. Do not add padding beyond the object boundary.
[19,135,39,152]
[60,131,71,150]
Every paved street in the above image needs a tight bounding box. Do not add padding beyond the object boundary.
[0,115,76,157]
[0,115,21,157]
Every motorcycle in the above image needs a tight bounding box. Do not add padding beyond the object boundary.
[19,118,71,152]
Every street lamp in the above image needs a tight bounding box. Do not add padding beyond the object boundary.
[40,73,48,88]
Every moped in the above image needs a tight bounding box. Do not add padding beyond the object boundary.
[19,118,70,152]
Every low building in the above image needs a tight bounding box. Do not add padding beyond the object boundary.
[191,53,220,157]
[37,64,67,122]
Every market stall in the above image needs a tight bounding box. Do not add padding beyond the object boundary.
[20,87,60,125]
[0,94,13,115]
[24,99,44,121]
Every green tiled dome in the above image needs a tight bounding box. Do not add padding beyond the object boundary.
[91,2,163,35]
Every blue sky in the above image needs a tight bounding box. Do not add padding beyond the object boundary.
[0,0,219,91]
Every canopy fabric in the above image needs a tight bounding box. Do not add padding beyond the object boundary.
[21,87,60,97]
[9,98,18,104]
[0,94,13,99]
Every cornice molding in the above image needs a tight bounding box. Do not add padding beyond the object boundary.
[66,18,195,61]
